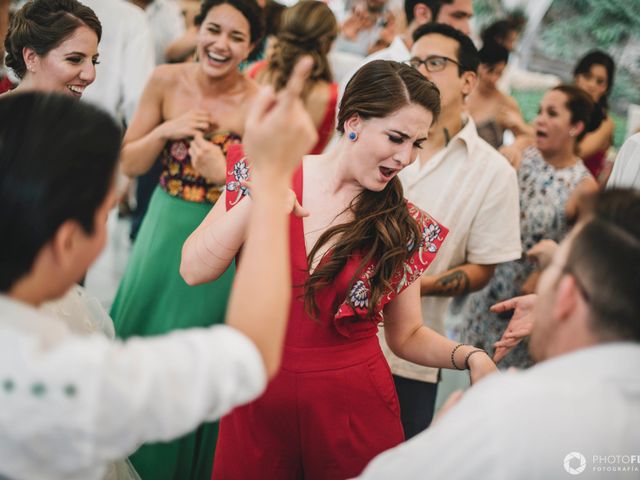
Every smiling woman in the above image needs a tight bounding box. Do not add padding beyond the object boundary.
[108,1,264,479]
[4,0,101,98]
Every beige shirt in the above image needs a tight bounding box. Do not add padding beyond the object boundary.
[381,118,521,382]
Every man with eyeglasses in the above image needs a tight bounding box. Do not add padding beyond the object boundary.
[378,23,521,439]
[338,0,473,95]
[361,188,640,479]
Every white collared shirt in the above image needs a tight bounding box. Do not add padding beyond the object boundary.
[145,0,186,65]
[607,133,640,190]
[361,343,640,479]
[338,35,410,98]
[381,119,521,382]
[0,295,266,480]
[81,0,154,124]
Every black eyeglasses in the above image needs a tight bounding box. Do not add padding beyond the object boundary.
[407,55,462,72]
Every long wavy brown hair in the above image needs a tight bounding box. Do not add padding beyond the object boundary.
[266,0,337,96]
[304,60,441,319]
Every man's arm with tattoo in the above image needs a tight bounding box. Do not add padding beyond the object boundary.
[420,263,497,297]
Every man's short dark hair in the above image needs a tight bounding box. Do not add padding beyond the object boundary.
[412,22,479,74]
[478,41,509,68]
[0,93,122,292]
[480,18,523,47]
[404,0,453,25]
[565,189,640,342]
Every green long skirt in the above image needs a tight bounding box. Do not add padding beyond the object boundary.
[111,187,235,480]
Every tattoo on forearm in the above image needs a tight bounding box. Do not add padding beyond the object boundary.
[432,270,471,296]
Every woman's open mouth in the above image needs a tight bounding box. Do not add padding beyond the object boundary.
[379,166,399,181]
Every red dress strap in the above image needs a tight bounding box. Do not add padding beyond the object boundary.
[333,202,448,336]
[246,59,267,80]
[312,83,338,154]
[225,143,250,211]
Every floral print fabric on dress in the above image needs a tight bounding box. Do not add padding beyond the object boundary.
[225,144,251,209]
[159,131,241,204]
[225,151,449,338]
[333,202,448,336]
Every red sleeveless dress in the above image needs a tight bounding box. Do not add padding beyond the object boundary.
[215,148,448,479]
[247,60,338,154]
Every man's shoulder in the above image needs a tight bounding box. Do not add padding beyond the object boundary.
[466,135,516,180]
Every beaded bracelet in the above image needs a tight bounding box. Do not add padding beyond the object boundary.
[450,343,467,370]
[464,349,488,370]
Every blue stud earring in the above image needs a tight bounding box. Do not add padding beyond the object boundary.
[348,131,357,141]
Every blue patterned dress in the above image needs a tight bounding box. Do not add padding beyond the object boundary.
[459,147,592,368]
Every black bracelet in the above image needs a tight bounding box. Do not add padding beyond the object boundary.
[451,343,466,370]
[464,349,487,370]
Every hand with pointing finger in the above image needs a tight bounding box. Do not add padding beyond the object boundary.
[243,56,318,180]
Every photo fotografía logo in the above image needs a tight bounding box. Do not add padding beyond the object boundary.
[564,452,587,475]
[563,452,640,475]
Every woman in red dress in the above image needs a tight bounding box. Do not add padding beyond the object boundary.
[247,0,339,153]
[181,60,497,479]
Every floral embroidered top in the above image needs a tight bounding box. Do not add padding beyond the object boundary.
[328,201,447,338]
[159,132,241,204]
[225,146,449,345]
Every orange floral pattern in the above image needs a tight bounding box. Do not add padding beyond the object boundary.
[159,132,241,204]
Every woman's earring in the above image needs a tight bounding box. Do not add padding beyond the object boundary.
[348,131,357,142]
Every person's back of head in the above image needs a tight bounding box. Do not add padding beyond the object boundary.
[0,92,121,294]
[5,0,102,79]
[263,0,286,38]
[568,189,640,343]
[480,17,524,52]
[403,1,447,28]
[478,41,509,68]
[269,0,337,92]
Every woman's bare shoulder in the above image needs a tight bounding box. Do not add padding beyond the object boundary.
[150,63,196,87]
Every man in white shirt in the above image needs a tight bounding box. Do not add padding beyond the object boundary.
[338,0,474,105]
[361,188,640,479]
[334,0,391,58]
[379,23,521,438]
[131,0,186,65]
[0,60,318,480]
[606,133,640,189]
[81,0,154,124]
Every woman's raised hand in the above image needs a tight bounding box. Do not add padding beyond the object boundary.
[243,57,318,181]
[156,109,212,141]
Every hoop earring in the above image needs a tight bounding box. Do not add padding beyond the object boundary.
[348,131,357,141]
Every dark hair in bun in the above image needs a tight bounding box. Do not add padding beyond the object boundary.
[553,84,603,142]
[5,0,101,79]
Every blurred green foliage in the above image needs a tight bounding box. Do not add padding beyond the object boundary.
[539,0,640,110]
